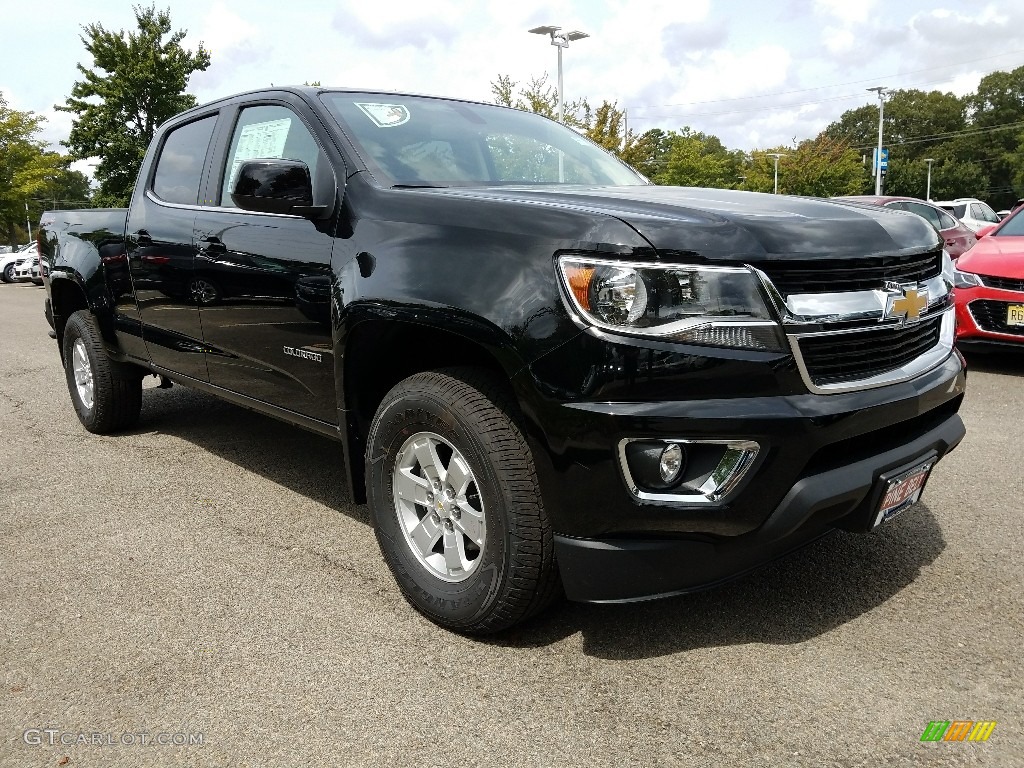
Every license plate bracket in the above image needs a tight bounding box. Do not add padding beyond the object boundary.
[873,455,935,528]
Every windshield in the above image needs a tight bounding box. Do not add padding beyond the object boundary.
[995,210,1024,236]
[319,93,645,188]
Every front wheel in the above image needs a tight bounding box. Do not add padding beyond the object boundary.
[62,310,143,433]
[1,263,14,283]
[366,368,560,634]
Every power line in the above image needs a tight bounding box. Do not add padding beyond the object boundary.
[627,49,1024,111]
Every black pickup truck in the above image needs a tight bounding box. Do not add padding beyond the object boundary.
[40,87,966,633]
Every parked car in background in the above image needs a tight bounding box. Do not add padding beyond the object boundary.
[953,207,1024,351]
[833,196,977,258]
[997,210,1012,221]
[933,198,1001,234]
[0,242,37,283]
[13,253,42,285]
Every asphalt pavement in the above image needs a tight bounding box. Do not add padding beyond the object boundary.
[1,281,1021,767]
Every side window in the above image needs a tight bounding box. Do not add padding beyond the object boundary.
[220,105,325,207]
[883,202,907,211]
[936,209,958,230]
[904,202,941,229]
[152,116,218,205]
[979,203,1000,223]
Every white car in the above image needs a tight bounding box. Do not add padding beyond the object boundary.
[0,243,37,283]
[12,253,42,285]
[932,197,1001,233]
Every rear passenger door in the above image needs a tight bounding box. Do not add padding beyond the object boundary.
[192,99,339,423]
[127,113,219,380]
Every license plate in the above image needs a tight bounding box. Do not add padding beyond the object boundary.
[1007,305,1024,326]
[874,460,933,527]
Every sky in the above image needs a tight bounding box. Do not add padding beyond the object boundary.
[4,0,1024,178]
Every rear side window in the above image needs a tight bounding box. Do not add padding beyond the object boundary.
[152,116,217,205]
[936,209,958,230]
[902,202,942,230]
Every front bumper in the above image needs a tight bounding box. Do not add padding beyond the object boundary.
[955,285,1024,349]
[555,411,964,602]
[518,340,966,603]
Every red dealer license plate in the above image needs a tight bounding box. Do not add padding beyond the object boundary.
[874,460,934,527]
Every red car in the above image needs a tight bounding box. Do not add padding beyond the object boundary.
[954,208,1024,351]
[834,195,978,258]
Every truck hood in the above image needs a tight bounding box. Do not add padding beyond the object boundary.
[428,185,942,262]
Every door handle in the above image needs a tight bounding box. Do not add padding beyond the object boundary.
[198,237,227,256]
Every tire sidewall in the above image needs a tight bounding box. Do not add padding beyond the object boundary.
[62,316,100,430]
[368,393,511,628]
[2,264,14,283]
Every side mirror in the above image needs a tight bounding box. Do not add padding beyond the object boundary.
[975,224,996,238]
[231,159,326,217]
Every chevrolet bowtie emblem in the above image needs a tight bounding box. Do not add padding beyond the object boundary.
[885,286,928,324]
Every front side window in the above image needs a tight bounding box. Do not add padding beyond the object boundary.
[220,105,325,207]
[319,92,645,188]
[152,115,218,205]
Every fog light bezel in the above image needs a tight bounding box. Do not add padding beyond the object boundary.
[617,437,761,504]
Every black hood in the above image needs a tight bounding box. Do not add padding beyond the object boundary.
[427,185,943,263]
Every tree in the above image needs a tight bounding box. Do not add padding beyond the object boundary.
[744,137,864,197]
[491,73,632,158]
[57,5,211,206]
[652,128,743,188]
[0,95,65,247]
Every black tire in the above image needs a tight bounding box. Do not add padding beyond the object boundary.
[1,263,14,283]
[366,368,560,634]
[62,310,143,433]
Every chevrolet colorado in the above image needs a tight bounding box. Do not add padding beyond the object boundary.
[39,87,966,633]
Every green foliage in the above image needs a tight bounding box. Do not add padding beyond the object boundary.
[57,4,211,206]
[652,128,744,188]
[0,95,67,246]
[742,137,864,197]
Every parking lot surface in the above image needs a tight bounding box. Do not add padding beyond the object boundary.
[1,282,1021,767]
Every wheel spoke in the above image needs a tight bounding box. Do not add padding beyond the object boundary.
[442,527,468,574]
[454,504,485,547]
[413,437,446,484]
[394,467,431,507]
[408,514,442,558]
[446,454,473,496]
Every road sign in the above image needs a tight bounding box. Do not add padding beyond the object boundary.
[873,148,889,172]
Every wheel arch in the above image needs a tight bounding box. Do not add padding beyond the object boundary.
[340,317,524,504]
[48,275,91,362]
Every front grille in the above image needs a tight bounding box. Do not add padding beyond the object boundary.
[981,275,1024,292]
[968,300,1024,336]
[757,251,942,297]
[797,316,943,386]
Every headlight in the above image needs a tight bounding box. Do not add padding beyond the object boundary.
[941,250,955,285]
[557,256,783,351]
[953,268,984,289]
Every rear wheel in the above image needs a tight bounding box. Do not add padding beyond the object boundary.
[62,310,143,433]
[366,368,560,634]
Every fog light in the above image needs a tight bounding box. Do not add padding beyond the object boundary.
[659,444,684,483]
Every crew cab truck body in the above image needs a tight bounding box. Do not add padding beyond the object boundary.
[39,87,966,633]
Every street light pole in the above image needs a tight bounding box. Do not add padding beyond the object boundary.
[867,86,888,196]
[924,158,936,201]
[528,26,589,124]
[767,153,785,194]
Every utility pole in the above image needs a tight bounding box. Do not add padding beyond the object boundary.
[767,153,785,194]
[867,86,888,195]
[924,158,936,201]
